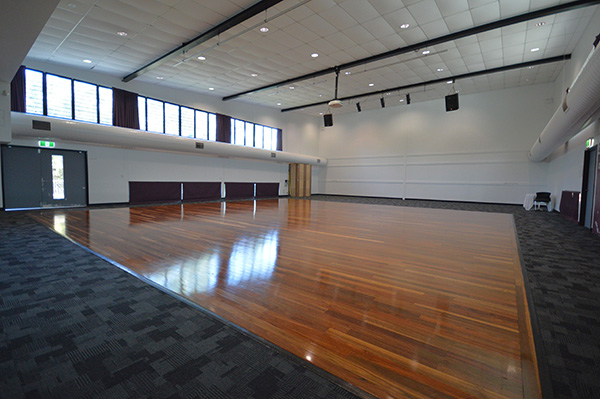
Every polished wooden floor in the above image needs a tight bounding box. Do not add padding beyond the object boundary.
[31,199,541,399]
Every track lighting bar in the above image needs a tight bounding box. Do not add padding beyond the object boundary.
[280,55,571,112]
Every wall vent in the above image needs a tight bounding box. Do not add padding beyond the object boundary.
[32,120,51,131]
[195,142,204,149]
[271,152,276,158]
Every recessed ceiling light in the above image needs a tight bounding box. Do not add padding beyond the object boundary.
[399,99,404,102]
[251,73,258,77]
[530,47,540,52]
[156,76,164,80]
[319,112,323,115]
[67,3,76,7]
[536,21,546,27]
[437,68,444,72]
[83,59,92,63]
[386,92,391,96]
[260,26,269,33]
[208,87,214,90]
[311,53,319,58]
[290,86,295,89]
[400,24,410,29]
[319,94,322,97]
[368,83,374,87]
[277,102,281,106]
[117,31,128,36]
[345,71,351,75]
[422,50,431,55]
[528,66,536,69]
[447,80,453,84]
[197,56,206,61]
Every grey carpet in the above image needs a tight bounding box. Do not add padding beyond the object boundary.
[1,196,599,398]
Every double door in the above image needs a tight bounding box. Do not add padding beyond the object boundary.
[2,145,87,210]
[289,163,311,197]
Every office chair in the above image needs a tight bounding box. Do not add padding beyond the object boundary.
[534,192,551,211]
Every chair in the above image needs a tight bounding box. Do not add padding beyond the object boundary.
[534,192,551,211]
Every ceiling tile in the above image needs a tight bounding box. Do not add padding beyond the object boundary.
[470,2,500,25]
[407,0,444,25]
[339,0,380,24]
[444,10,475,32]
[299,14,338,37]
[435,0,470,17]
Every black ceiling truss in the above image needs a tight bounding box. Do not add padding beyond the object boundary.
[222,0,599,102]
[122,0,286,83]
[280,54,571,112]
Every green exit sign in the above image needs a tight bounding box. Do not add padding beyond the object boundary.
[38,140,55,148]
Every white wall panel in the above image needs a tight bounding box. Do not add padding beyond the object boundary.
[9,137,288,205]
[546,7,600,210]
[318,83,555,204]
[1,60,321,206]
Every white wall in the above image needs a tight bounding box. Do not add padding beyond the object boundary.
[318,83,555,204]
[546,6,600,210]
[0,60,323,207]
[8,136,289,204]
[0,81,10,143]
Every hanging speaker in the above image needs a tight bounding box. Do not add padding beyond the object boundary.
[445,93,459,111]
[323,113,333,127]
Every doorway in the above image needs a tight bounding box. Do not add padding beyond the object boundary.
[2,145,88,210]
[580,145,597,228]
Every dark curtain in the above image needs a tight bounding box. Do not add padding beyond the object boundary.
[225,182,254,199]
[276,128,283,151]
[129,182,180,204]
[256,183,279,198]
[183,182,221,201]
[113,88,140,129]
[10,65,26,112]
[216,113,231,143]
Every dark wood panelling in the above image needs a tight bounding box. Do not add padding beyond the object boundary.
[255,182,279,198]
[128,182,181,204]
[225,182,254,199]
[183,182,221,202]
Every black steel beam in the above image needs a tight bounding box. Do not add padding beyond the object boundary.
[280,54,571,112]
[122,0,285,83]
[223,0,599,101]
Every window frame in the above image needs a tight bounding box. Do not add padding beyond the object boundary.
[24,68,113,125]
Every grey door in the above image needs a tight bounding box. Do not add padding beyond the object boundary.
[2,145,87,209]
[2,146,43,209]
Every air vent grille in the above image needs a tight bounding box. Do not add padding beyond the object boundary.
[32,120,51,131]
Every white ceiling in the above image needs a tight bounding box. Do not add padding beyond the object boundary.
[25,0,598,115]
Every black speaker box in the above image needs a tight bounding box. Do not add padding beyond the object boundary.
[445,93,459,112]
[323,113,333,127]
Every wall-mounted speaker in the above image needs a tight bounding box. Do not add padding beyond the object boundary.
[445,93,459,112]
[323,113,333,127]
